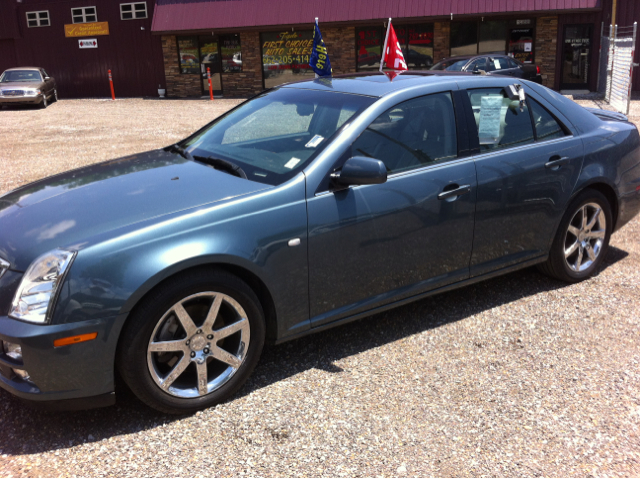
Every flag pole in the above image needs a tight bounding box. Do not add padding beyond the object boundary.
[379,17,391,72]
[315,17,319,78]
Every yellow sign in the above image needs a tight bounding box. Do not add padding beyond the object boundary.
[64,22,109,38]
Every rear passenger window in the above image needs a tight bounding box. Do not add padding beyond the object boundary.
[350,92,457,174]
[529,98,566,141]
[467,88,534,151]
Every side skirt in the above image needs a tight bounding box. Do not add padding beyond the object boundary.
[274,254,547,345]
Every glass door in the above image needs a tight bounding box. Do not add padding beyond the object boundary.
[199,36,222,96]
[561,24,592,90]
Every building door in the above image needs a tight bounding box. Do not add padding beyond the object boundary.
[561,24,593,90]
[199,36,222,96]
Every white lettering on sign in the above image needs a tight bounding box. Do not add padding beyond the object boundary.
[78,39,98,49]
[516,19,531,25]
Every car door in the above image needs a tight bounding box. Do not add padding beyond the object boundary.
[465,57,489,73]
[487,57,519,77]
[460,84,584,277]
[306,91,477,326]
[40,69,52,96]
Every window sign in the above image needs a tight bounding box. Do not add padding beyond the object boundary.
[261,31,314,89]
[221,35,242,72]
[356,28,382,71]
[509,28,534,63]
[477,96,503,144]
[406,25,434,68]
[178,37,200,74]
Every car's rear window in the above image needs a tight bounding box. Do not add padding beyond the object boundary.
[183,88,376,186]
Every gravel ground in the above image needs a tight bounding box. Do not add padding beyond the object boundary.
[0,96,639,477]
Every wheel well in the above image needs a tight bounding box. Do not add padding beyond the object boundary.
[124,263,278,342]
[583,182,619,227]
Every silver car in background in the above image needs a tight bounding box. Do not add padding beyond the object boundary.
[0,67,57,109]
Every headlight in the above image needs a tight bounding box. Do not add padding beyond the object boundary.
[10,249,76,324]
[24,89,41,97]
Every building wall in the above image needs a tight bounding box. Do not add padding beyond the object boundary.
[535,17,558,88]
[221,32,263,97]
[161,35,200,97]
[433,22,450,63]
[323,26,356,75]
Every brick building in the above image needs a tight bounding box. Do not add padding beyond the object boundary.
[1,0,638,98]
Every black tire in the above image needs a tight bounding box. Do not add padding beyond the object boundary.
[40,95,47,109]
[53,90,58,102]
[117,268,265,414]
[538,189,613,283]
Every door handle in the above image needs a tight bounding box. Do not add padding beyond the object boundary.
[545,156,569,170]
[438,184,471,200]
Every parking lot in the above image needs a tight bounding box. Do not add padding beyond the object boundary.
[0,97,639,477]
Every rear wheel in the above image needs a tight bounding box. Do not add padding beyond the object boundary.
[117,269,265,414]
[538,189,612,282]
[53,90,58,102]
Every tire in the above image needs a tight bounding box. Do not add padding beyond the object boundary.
[538,189,612,283]
[53,90,58,102]
[117,268,266,414]
[40,95,47,109]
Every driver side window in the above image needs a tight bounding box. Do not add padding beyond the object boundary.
[349,92,458,174]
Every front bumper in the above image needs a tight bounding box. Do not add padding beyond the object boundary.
[0,95,44,105]
[0,312,127,409]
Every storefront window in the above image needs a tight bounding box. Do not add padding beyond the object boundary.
[356,27,382,71]
[261,30,314,89]
[450,21,478,56]
[479,21,507,54]
[177,36,199,74]
[357,24,434,71]
[508,28,534,63]
[221,34,242,73]
[406,25,434,68]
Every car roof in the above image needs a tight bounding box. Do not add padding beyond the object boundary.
[4,67,43,71]
[281,71,473,97]
[437,53,510,63]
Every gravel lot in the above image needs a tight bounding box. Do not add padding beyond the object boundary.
[0,96,639,477]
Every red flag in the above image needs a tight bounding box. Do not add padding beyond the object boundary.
[382,23,408,72]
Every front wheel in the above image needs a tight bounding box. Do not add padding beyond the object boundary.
[117,269,266,414]
[40,95,48,109]
[538,189,612,283]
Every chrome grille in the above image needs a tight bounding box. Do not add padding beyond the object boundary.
[2,90,24,97]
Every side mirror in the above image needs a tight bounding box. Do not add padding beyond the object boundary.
[331,156,387,186]
[44,76,50,80]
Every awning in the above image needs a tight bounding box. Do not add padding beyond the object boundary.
[151,0,602,33]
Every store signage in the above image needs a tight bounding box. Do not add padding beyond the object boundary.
[65,22,109,37]
[78,39,98,48]
[516,19,531,25]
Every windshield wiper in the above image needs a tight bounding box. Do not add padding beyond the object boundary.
[192,155,248,180]
[165,143,193,160]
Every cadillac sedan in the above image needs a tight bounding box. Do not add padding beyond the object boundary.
[0,73,638,414]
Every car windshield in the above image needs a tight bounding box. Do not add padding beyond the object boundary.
[0,70,42,82]
[430,59,469,71]
[183,87,376,186]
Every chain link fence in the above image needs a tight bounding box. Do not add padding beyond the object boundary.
[598,22,638,115]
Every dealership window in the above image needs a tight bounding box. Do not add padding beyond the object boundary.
[260,30,314,89]
[177,36,200,74]
[451,21,508,56]
[26,10,50,27]
[357,24,434,71]
[220,34,242,73]
[71,7,97,23]
[120,2,147,20]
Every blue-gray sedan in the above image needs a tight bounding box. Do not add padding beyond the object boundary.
[0,73,639,413]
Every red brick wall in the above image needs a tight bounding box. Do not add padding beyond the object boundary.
[322,26,356,74]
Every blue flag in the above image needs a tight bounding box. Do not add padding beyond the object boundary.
[309,21,332,77]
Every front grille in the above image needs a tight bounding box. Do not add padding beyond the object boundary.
[2,90,25,97]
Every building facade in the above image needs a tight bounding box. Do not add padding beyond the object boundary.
[1,0,638,98]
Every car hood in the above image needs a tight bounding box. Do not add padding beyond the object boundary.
[0,149,271,271]
[0,81,44,90]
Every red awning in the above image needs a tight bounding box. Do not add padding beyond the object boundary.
[151,0,602,33]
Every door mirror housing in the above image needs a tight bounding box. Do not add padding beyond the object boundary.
[331,156,387,186]
[44,76,51,81]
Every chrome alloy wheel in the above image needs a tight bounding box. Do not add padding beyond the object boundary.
[564,202,606,272]
[147,292,250,398]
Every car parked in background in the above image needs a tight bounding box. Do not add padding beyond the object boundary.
[0,73,638,414]
[431,54,542,83]
[0,67,57,108]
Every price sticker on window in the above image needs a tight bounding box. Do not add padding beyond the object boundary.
[478,96,503,145]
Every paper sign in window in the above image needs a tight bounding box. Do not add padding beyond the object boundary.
[524,43,532,52]
[493,59,501,69]
[478,96,503,145]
